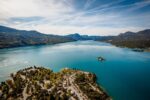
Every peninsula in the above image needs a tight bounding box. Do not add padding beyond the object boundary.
[0,67,111,100]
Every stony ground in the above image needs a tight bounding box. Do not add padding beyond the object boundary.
[0,66,111,100]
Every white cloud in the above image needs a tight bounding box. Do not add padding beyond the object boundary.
[0,0,150,35]
[0,0,74,18]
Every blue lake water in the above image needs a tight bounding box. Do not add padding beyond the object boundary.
[0,40,150,100]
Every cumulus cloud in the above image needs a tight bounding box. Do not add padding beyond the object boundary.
[0,0,150,35]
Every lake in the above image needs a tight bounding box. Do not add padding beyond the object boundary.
[0,40,150,100]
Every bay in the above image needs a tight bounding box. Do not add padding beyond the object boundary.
[0,40,150,100]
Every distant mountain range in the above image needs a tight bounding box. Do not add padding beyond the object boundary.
[0,25,150,49]
[67,30,150,49]
[66,33,113,41]
[0,25,75,48]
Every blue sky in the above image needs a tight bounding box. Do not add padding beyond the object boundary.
[0,0,150,35]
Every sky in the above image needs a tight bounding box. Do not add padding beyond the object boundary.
[0,0,150,36]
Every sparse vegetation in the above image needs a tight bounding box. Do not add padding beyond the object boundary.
[0,25,75,49]
[97,29,150,50]
[0,66,111,100]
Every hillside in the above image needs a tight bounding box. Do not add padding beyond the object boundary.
[97,29,150,49]
[0,67,111,100]
[0,26,75,49]
[1,25,149,49]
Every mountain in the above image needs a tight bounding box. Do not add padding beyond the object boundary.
[97,29,150,48]
[66,33,104,40]
[66,33,92,40]
[0,25,75,49]
[1,25,149,49]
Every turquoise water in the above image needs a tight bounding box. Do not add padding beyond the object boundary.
[0,40,150,100]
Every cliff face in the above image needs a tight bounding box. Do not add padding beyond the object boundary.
[0,25,75,49]
[0,67,111,100]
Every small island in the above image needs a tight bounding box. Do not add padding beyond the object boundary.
[98,56,106,62]
[0,66,111,100]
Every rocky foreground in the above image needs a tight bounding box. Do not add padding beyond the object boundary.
[0,67,111,100]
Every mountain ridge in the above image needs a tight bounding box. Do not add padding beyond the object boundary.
[0,25,150,49]
[0,25,75,49]
[94,29,150,49]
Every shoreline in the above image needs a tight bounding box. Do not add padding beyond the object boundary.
[0,66,111,100]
